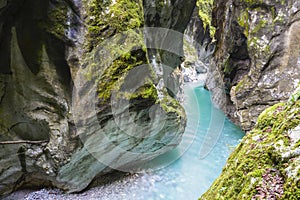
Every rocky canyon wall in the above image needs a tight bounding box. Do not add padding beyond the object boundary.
[206,0,300,131]
[0,0,195,195]
[200,1,300,199]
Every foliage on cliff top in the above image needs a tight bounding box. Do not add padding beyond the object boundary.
[196,0,216,39]
[200,86,300,199]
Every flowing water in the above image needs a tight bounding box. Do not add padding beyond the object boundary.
[112,84,245,200]
[15,83,244,200]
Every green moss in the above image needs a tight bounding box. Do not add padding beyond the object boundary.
[288,86,300,105]
[243,0,263,5]
[238,10,250,38]
[235,80,244,92]
[109,0,143,30]
[247,36,257,47]
[282,178,300,199]
[82,0,185,128]
[196,0,216,40]
[160,94,185,117]
[81,0,154,103]
[200,91,300,199]
[238,5,283,56]
[251,19,268,34]
[258,101,300,135]
[200,137,278,199]
[247,36,271,56]
[235,77,254,94]
[127,84,158,100]
[96,48,148,101]
[84,0,144,51]
[274,14,285,23]
[43,2,69,40]
[256,103,285,129]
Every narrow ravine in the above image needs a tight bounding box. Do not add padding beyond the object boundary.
[1,1,299,199]
[8,83,244,200]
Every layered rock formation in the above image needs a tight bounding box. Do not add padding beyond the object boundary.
[206,0,300,131]
[0,0,196,195]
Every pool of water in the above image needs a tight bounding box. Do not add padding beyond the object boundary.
[21,83,244,200]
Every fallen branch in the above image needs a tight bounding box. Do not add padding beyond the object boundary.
[0,140,49,145]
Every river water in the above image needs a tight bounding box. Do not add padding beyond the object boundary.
[113,84,245,200]
[12,83,244,200]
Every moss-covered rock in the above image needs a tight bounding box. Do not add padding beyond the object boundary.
[84,0,144,51]
[0,0,195,196]
[196,0,216,39]
[200,86,300,199]
[57,0,195,192]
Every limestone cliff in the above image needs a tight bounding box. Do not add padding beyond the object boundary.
[0,0,195,195]
[206,0,300,131]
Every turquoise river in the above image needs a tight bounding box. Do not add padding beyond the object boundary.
[19,83,245,200]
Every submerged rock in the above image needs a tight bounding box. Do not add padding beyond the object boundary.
[0,0,195,195]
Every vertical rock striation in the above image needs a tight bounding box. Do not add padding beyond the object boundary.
[206,0,300,131]
[0,0,75,194]
[0,0,196,195]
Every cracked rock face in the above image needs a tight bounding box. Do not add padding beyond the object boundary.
[0,0,195,195]
[206,0,300,131]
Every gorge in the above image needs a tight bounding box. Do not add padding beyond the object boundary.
[1,0,300,199]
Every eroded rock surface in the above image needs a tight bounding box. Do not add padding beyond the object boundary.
[0,0,195,195]
[206,0,300,130]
